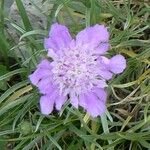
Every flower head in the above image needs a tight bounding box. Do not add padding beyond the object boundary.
[29,23,126,117]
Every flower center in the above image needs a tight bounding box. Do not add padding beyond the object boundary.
[51,48,99,95]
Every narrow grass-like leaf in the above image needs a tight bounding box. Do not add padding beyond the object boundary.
[0,80,29,104]
[0,94,31,116]
[101,114,113,149]
[19,30,47,41]
[15,0,33,31]
[47,135,62,150]
[0,68,26,81]
[22,136,43,150]
[0,129,19,136]
[35,116,44,132]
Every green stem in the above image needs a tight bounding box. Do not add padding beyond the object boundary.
[90,120,100,150]
[101,113,114,150]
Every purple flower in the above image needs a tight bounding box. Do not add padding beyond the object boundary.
[29,23,126,117]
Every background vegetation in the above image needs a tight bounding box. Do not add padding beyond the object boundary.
[0,0,150,149]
